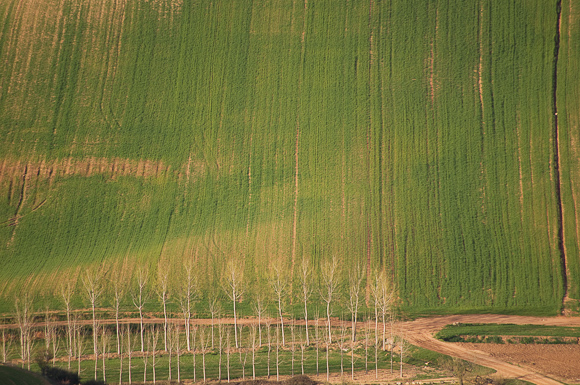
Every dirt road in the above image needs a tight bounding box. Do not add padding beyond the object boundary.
[401,315,580,385]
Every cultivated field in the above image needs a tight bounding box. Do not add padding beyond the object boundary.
[0,0,579,313]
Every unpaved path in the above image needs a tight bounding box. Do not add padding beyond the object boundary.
[401,315,580,385]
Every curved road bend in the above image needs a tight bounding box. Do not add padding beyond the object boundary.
[401,314,580,385]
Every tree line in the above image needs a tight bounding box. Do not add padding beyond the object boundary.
[2,257,404,383]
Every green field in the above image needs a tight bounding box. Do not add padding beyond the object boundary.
[0,0,579,314]
[436,323,580,341]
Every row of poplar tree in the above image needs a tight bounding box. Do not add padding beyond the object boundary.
[3,258,404,383]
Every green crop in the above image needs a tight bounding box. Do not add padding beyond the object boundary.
[0,0,578,314]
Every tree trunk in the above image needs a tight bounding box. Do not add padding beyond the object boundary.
[163,300,168,352]
[315,320,319,375]
[186,316,191,351]
[304,301,309,345]
[352,312,357,342]
[278,297,285,345]
[326,302,332,344]
[92,303,98,372]
[140,307,144,353]
[115,309,120,355]
[326,341,330,382]
[276,326,280,381]
[233,291,239,348]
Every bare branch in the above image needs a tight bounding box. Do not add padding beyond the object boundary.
[319,256,341,344]
[221,258,245,348]
[131,266,149,353]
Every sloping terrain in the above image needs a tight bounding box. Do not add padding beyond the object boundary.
[0,365,51,385]
[0,0,578,312]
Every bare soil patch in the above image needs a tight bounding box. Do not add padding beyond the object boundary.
[459,343,580,384]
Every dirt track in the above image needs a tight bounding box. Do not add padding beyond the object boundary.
[401,315,580,385]
[3,313,580,384]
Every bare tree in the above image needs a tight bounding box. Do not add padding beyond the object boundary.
[370,274,380,379]
[149,325,160,384]
[364,314,370,374]
[369,270,395,376]
[389,312,396,373]
[266,317,272,378]
[314,310,320,375]
[347,264,364,342]
[155,267,171,352]
[192,325,198,382]
[339,320,347,377]
[126,325,136,384]
[324,321,330,382]
[238,324,248,379]
[178,262,197,351]
[118,326,124,384]
[250,324,257,380]
[1,324,5,363]
[226,326,232,382]
[299,326,305,375]
[43,306,52,361]
[298,258,313,345]
[174,324,182,382]
[199,325,209,382]
[93,323,101,380]
[76,321,85,377]
[375,271,395,350]
[374,316,380,376]
[43,305,58,364]
[222,258,245,348]
[218,322,225,380]
[101,327,110,383]
[131,266,149,353]
[351,321,358,380]
[398,332,408,378]
[269,261,288,345]
[50,321,59,365]
[131,266,149,352]
[290,320,296,375]
[15,295,33,369]
[143,328,150,383]
[2,327,13,363]
[167,324,174,382]
[82,268,103,367]
[60,280,74,369]
[253,294,266,346]
[275,324,280,381]
[110,269,127,355]
[320,256,341,344]
[208,292,221,349]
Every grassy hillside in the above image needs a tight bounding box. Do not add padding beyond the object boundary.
[0,0,578,314]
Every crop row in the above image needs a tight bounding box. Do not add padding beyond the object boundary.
[0,0,578,313]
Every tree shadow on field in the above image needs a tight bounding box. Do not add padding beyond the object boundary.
[230,375,319,385]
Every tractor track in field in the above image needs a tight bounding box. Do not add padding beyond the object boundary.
[551,0,569,307]
[3,314,580,384]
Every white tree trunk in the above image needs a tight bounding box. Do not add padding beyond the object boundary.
[233,290,238,348]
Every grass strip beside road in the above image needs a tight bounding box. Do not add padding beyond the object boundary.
[436,323,580,341]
